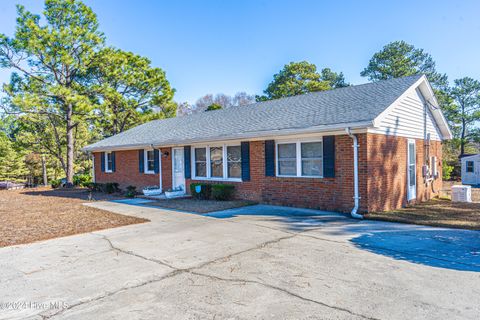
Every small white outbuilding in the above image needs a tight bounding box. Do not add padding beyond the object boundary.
[461,154,480,185]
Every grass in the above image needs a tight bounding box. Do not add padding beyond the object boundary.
[365,198,480,230]
[0,187,148,247]
[149,198,257,213]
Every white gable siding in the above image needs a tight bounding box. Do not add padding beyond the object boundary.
[369,88,442,141]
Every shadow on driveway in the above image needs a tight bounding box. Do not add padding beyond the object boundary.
[207,205,480,272]
[203,204,350,231]
[351,229,480,272]
[109,201,480,272]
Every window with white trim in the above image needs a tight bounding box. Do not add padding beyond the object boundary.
[276,139,323,177]
[466,161,474,173]
[192,144,242,180]
[105,152,113,173]
[145,150,155,174]
[278,143,297,176]
[301,142,323,177]
[210,146,223,178]
[194,148,207,177]
[227,146,241,178]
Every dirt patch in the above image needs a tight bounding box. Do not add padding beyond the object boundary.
[0,187,148,247]
[148,198,257,213]
[365,198,480,230]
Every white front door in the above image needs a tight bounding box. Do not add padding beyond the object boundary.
[172,147,185,192]
[407,139,417,201]
[463,160,477,185]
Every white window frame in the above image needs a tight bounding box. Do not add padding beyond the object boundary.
[466,161,475,173]
[191,143,242,182]
[407,138,417,201]
[276,138,324,178]
[226,145,242,179]
[209,145,224,178]
[105,152,113,173]
[193,147,207,178]
[144,149,156,174]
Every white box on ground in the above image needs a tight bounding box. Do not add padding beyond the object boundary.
[451,185,472,203]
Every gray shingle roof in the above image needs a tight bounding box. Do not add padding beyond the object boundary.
[84,75,423,151]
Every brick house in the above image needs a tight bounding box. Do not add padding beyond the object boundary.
[84,75,452,216]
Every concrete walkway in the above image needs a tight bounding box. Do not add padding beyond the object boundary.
[1,202,479,319]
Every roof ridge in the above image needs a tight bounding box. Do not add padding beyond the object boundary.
[176,73,424,121]
[250,74,424,105]
[183,74,425,115]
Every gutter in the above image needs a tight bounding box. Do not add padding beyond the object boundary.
[345,127,363,219]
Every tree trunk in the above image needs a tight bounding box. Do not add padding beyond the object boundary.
[460,104,466,157]
[66,104,75,186]
[41,154,48,186]
[112,105,118,135]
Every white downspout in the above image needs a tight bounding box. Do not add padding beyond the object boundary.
[159,149,163,193]
[345,128,363,219]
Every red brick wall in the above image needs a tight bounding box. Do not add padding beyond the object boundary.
[93,147,172,190]
[365,133,442,212]
[186,135,368,213]
[186,134,442,213]
[95,134,442,213]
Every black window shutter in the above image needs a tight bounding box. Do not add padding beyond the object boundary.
[184,146,191,179]
[241,142,250,181]
[265,140,275,177]
[154,149,160,174]
[138,149,144,173]
[100,152,105,172]
[323,136,335,178]
[111,151,116,172]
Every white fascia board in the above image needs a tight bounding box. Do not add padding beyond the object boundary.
[417,78,453,140]
[461,154,480,161]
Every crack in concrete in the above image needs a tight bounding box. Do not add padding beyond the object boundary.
[95,233,176,270]
[41,230,380,319]
[42,232,378,320]
[296,232,351,244]
[34,238,248,318]
[96,231,298,273]
[91,232,379,319]
[190,234,298,270]
[93,226,477,319]
[188,270,381,320]
[34,208,470,320]
[233,218,480,269]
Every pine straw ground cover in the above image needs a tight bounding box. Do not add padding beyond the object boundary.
[365,198,480,230]
[0,187,148,247]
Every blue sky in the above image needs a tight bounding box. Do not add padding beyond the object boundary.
[0,0,479,104]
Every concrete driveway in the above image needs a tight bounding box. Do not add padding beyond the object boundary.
[1,202,479,320]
